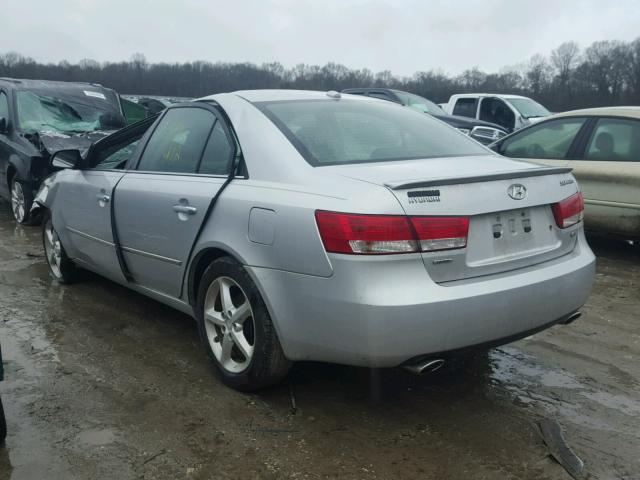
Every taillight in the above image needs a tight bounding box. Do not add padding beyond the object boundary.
[315,211,469,255]
[314,211,417,254]
[411,216,469,251]
[551,192,584,229]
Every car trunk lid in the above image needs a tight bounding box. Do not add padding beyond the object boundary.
[324,155,580,282]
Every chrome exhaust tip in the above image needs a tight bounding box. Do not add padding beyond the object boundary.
[403,358,445,375]
[563,311,582,325]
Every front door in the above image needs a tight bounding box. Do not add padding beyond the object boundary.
[55,169,126,283]
[479,97,516,131]
[113,105,235,298]
[53,120,151,283]
[499,117,588,169]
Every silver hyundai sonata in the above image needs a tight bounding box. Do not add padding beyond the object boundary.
[33,90,596,391]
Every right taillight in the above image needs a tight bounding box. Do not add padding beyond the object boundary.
[315,210,469,255]
[410,216,469,251]
[551,192,584,229]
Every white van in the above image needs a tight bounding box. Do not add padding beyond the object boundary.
[442,94,551,132]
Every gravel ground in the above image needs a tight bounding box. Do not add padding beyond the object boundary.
[0,203,638,480]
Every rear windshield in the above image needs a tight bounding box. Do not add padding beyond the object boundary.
[256,99,487,166]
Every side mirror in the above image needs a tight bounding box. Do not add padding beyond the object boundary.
[0,117,7,134]
[51,149,84,169]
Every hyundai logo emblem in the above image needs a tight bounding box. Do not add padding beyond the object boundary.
[507,184,527,200]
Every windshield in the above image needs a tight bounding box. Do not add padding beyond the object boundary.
[393,91,447,115]
[506,98,550,119]
[257,99,487,166]
[16,89,124,134]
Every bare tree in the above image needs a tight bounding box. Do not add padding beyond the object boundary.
[526,54,552,95]
[551,42,580,88]
[1,37,639,112]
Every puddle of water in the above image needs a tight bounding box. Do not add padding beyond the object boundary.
[487,347,640,435]
[76,428,117,447]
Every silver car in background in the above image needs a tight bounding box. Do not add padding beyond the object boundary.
[34,90,596,391]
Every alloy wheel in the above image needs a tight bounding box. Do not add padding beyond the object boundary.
[203,277,256,373]
[11,181,26,223]
[44,220,63,279]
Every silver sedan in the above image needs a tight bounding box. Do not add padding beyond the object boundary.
[34,90,596,391]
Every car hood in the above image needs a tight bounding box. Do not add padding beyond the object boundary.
[432,114,507,132]
[321,155,543,187]
[26,130,115,157]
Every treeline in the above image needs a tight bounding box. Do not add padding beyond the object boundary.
[1,39,640,111]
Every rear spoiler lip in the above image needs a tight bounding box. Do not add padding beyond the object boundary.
[385,167,573,190]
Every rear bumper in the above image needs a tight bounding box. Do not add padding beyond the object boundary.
[248,231,596,367]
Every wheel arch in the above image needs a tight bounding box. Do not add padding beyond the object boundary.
[6,163,16,189]
[5,152,30,189]
[187,246,245,308]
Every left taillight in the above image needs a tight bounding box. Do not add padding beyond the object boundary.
[551,192,584,229]
[315,211,469,255]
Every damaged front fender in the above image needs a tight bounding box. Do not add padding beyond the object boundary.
[29,174,57,219]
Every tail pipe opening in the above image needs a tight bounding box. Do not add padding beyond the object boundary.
[563,311,582,325]
[403,358,445,375]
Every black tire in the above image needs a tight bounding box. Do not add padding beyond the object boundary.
[0,395,6,446]
[196,256,291,391]
[42,211,83,284]
[10,177,38,225]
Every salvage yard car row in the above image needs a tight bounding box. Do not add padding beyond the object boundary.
[2,78,636,393]
[0,79,600,392]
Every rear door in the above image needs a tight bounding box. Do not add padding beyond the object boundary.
[113,104,235,297]
[568,117,640,236]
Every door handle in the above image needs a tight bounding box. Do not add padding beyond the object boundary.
[173,205,197,215]
[97,193,110,204]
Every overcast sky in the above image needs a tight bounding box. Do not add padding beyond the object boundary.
[2,0,639,76]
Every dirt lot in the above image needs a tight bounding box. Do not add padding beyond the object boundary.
[0,203,638,480]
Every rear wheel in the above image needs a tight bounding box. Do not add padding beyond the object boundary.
[10,177,37,225]
[42,212,82,284]
[196,257,291,391]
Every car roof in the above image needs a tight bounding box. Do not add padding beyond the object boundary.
[0,77,109,91]
[202,89,374,103]
[453,93,529,99]
[551,106,640,120]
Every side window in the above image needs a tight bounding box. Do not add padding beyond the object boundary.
[0,92,9,120]
[137,108,215,173]
[452,98,478,118]
[199,121,233,175]
[93,138,142,170]
[584,118,640,162]
[368,92,394,102]
[479,98,515,130]
[502,118,586,159]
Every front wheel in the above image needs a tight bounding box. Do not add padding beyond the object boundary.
[42,212,82,284]
[196,257,291,391]
[10,178,37,225]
